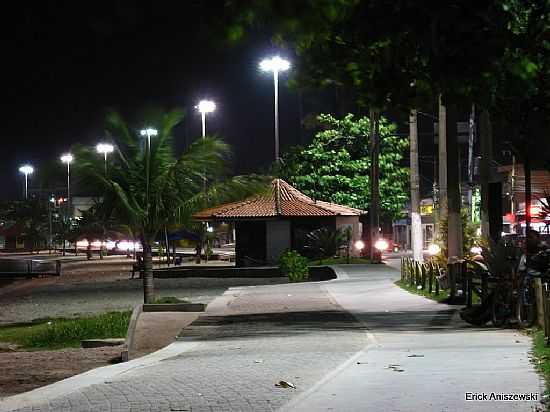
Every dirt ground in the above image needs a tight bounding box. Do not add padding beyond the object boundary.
[0,257,140,399]
[0,345,124,399]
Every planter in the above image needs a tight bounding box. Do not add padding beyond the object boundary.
[142,303,206,312]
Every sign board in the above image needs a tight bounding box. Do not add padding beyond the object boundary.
[433,121,471,144]
[420,204,433,216]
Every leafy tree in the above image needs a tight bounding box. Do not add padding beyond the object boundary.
[75,109,267,303]
[280,113,408,220]
[0,200,49,253]
[73,200,125,259]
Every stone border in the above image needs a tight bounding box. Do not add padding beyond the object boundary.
[122,303,142,361]
[142,303,206,312]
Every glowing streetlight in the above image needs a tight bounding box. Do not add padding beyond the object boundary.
[427,243,441,256]
[196,100,216,138]
[60,153,73,214]
[18,164,34,199]
[259,56,290,162]
[140,128,158,207]
[96,143,114,174]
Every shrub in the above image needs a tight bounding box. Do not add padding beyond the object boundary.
[303,227,347,262]
[279,250,310,282]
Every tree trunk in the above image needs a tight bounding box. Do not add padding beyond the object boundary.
[446,104,463,260]
[479,110,492,239]
[369,109,381,262]
[142,242,155,303]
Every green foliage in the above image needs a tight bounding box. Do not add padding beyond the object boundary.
[303,227,348,261]
[279,250,309,282]
[0,311,131,350]
[531,329,550,398]
[481,239,522,279]
[280,114,408,220]
[0,200,49,251]
[395,280,450,303]
[435,209,481,265]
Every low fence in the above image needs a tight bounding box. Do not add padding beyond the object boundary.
[401,257,485,307]
[400,257,442,296]
[0,259,62,278]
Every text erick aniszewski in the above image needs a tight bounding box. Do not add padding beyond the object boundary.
[465,392,539,401]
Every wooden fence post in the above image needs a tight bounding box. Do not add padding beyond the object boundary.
[428,263,433,294]
[435,266,440,296]
[421,264,427,290]
[534,278,545,328]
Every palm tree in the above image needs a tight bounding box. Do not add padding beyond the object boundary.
[76,109,267,303]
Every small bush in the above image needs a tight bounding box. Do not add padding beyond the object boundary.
[279,250,310,282]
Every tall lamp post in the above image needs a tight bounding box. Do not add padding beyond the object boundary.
[18,165,34,199]
[259,56,290,162]
[60,153,73,211]
[197,100,216,138]
[140,128,158,208]
[96,143,114,175]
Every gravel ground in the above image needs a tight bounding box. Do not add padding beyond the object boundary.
[0,258,286,325]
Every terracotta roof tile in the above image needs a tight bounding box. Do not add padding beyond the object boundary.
[193,179,363,219]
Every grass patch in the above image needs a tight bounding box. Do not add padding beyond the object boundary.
[0,311,131,350]
[531,328,550,400]
[309,257,371,265]
[395,279,450,303]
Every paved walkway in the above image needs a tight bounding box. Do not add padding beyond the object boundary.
[0,262,543,411]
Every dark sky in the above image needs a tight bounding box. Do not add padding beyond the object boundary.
[1,1,310,200]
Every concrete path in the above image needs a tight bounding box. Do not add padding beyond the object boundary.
[0,262,544,412]
[286,264,543,411]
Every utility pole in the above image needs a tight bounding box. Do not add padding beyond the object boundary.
[438,95,448,224]
[410,109,423,262]
[369,109,381,263]
[446,104,463,260]
[467,104,476,217]
[479,110,492,239]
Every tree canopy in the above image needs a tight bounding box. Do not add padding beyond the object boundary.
[279,113,408,219]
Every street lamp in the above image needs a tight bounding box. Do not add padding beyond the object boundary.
[196,100,216,138]
[96,143,114,175]
[60,153,73,206]
[140,128,158,148]
[18,164,34,199]
[140,128,158,207]
[259,55,290,162]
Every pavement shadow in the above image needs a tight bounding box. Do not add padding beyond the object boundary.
[178,310,365,340]
[177,307,478,341]
[351,309,473,333]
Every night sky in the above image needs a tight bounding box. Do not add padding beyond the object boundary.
[1,2,310,200]
[5,2,537,203]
